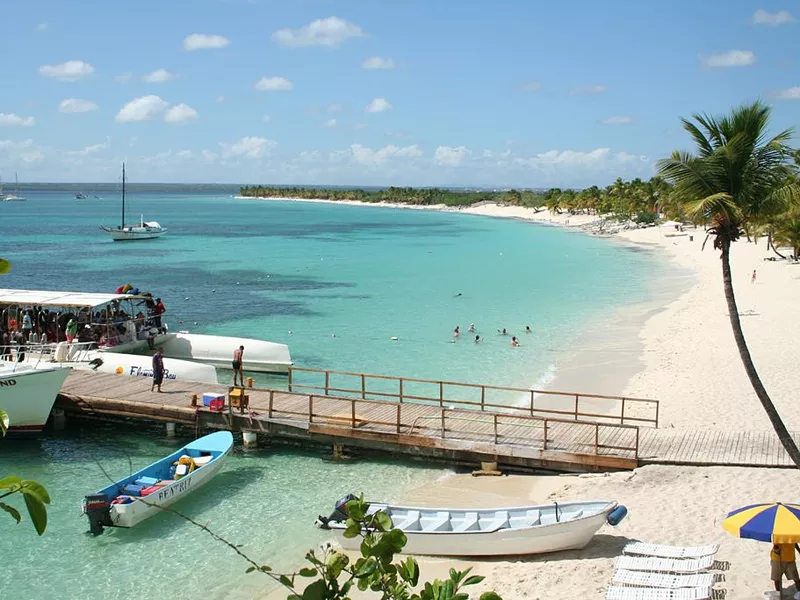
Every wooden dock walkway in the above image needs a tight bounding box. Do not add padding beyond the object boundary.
[55,370,799,471]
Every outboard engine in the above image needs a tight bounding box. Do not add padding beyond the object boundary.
[316,493,358,529]
[84,494,113,536]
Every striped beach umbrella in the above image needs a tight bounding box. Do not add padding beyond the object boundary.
[723,503,800,543]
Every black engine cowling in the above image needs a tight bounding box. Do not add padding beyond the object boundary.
[84,494,113,536]
[317,493,358,528]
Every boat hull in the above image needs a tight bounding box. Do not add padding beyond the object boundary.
[158,332,292,374]
[0,365,70,434]
[326,501,617,557]
[104,228,166,241]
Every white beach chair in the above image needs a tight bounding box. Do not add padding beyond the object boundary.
[605,586,712,600]
[623,542,719,559]
[615,555,715,573]
[612,569,715,589]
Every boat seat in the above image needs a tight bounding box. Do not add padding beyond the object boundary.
[392,510,421,532]
[451,511,480,532]
[479,510,509,532]
[539,514,558,526]
[560,510,583,521]
[509,510,540,529]
[420,511,451,532]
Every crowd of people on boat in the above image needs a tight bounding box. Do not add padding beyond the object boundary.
[0,293,167,358]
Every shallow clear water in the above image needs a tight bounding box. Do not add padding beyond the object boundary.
[0,191,676,599]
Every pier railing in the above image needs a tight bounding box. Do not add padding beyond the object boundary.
[264,389,640,459]
[287,366,659,428]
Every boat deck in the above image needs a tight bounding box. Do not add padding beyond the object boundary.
[56,370,798,471]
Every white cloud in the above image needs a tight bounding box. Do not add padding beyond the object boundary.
[365,98,391,113]
[263,114,272,123]
[164,103,198,124]
[183,33,230,51]
[177,150,193,159]
[0,113,36,127]
[569,84,608,95]
[434,146,470,167]
[220,136,276,159]
[201,149,218,163]
[115,95,169,122]
[38,60,94,82]
[0,139,44,164]
[775,87,800,100]
[216,95,226,104]
[273,16,365,48]
[512,148,647,170]
[324,118,337,127]
[142,69,175,83]
[254,76,293,91]
[36,23,48,33]
[347,143,422,167]
[327,103,344,113]
[68,138,111,156]
[58,98,98,113]
[351,123,367,131]
[751,9,795,26]
[115,72,133,84]
[600,116,635,125]
[519,81,542,91]
[701,50,755,68]
[362,56,395,70]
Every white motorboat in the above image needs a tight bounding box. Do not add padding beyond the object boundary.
[158,332,292,374]
[100,163,166,241]
[83,431,232,534]
[0,363,70,434]
[317,497,626,557]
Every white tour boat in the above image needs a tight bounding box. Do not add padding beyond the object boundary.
[0,287,291,380]
[0,363,70,434]
[317,496,627,557]
[83,431,232,534]
[100,163,166,241]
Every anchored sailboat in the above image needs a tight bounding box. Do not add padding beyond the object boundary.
[101,163,166,241]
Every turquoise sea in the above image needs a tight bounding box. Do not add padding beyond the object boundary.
[0,189,677,599]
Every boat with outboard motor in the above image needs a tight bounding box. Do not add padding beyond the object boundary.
[0,287,291,380]
[83,431,233,534]
[0,362,70,435]
[316,495,627,557]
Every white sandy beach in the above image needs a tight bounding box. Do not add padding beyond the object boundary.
[253,196,800,600]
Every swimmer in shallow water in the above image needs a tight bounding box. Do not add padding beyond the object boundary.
[511,336,519,347]
[525,325,532,334]
[453,325,460,338]
[468,323,475,333]
[475,335,481,343]
[498,328,507,336]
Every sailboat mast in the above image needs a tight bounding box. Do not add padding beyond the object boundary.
[121,162,126,229]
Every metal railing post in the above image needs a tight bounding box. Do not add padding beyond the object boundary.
[287,368,292,392]
[493,414,498,445]
[439,381,444,407]
[351,401,356,428]
[324,371,330,396]
[530,390,535,417]
[396,404,401,434]
[308,395,314,424]
[574,395,579,420]
[399,378,404,403]
[361,374,366,399]
[481,385,485,410]
[594,425,599,455]
[440,410,446,439]
[543,420,548,450]
[268,390,274,419]
[620,398,626,425]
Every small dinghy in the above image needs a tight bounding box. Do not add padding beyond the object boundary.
[83,431,233,535]
[316,495,626,557]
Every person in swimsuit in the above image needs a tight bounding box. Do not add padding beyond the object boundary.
[151,348,165,393]
[233,345,245,386]
[511,336,519,347]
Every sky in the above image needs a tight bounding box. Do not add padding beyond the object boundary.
[1,0,798,187]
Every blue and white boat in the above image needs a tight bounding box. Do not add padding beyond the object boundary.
[83,431,233,535]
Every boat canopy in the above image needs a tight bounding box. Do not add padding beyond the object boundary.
[0,288,148,308]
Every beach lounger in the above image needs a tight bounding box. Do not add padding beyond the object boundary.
[623,542,719,559]
[612,569,714,589]
[615,555,715,573]
[606,586,712,600]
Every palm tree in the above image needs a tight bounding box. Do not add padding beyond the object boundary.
[657,101,800,466]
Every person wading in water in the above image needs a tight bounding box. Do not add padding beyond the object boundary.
[233,345,245,386]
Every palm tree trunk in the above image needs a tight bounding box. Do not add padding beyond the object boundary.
[721,240,800,467]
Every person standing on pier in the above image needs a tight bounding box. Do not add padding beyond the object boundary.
[151,348,165,393]
[233,345,245,387]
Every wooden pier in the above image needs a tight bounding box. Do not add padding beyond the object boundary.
[54,368,799,472]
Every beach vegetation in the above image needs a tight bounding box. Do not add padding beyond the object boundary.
[0,410,51,535]
[657,101,800,467]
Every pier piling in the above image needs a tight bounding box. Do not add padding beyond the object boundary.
[242,431,258,449]
[165,422,176,437]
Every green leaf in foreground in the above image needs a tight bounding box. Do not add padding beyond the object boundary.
[21,480,51,505]
[0,501,21,523]
[480,593,504,600]
[0,258,10,275]
[22,493,47,535]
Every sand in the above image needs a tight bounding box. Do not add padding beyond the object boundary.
[249,196,800,599]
